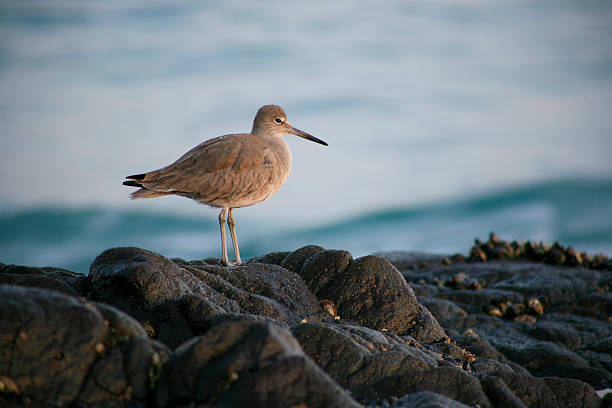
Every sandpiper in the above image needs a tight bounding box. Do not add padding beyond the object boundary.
[123,105,327,266]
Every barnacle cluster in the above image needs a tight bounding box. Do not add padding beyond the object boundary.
[458,233,611,270]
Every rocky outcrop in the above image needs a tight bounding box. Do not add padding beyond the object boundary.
[154,320,359,407]
[391,252,612,390]
[1,240,609,407]
[0,285,169,407]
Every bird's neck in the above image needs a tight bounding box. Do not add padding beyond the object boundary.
[264,135,292,172]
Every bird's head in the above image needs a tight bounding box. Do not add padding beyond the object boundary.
[251,105,327,146]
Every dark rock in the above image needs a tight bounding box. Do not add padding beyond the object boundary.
[216,355,357,408]
[491,371,601,408]
[88,247,234,316]
[354,366,492,407]
[472,321,611,386]
[471,359,529,377]
[490,263,599,306]
[441,312,504,333]
[404,304,448,344]
[154,320,359,408]
[184,266,302,326]
[88,247,324,348]
[507,339,589,372]
[292,321,442,394]
[451,332,509,361]
[578,349,612,381]
[183,260,323,323]
[520,320,582,349]
[279,244,325,273]
[574,291,612,318]
[480,375,528,408]
[419,298,468,326]
[535,365,612,390]
[246,250,290,265]
[298,249,353,295]
[175,294,227,334]
[376,251,451,271]
[4,243,611,407]
[584,336,612,354]
[293,321,372,386]
[0,263,87,296]
[540,313,612,346]
[205,311,290,330]
[88,247,239,348]
[448,311,612,387]
[436,289,524,313]
[0,285,169,407]
[553,303,611,321]
[426,341,476,366]
[318,255,421,334]
[602,391,612,408]
[391,391,472,408]
[403,261,600,308]
[409,282,443,298]
[390,250,612,390]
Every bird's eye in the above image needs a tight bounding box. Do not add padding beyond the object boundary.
[274,117,283,124]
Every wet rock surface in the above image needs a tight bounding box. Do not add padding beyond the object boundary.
[1,238,609,407]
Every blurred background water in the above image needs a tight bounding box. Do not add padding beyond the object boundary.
[1,0,611,274]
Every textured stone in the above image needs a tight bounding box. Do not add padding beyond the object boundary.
[0,285,169,407]
[318,255,421,334]
[154,320,359,408]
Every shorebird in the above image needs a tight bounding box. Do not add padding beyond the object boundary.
[123,105,327,266]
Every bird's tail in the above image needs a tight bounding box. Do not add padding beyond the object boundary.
[128,188,171,199]
[123,174,171,199]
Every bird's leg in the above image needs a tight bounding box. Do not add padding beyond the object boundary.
[227,208,242,265]
[218,208,229,266]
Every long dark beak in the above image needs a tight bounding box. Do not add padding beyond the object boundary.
[290,126,328,146]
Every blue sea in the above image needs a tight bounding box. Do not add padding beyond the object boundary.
[1,178,611,274]
[1,1,611,273]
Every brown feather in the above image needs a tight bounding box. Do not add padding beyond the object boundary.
[129,188,172,199]
[126,133,284,208]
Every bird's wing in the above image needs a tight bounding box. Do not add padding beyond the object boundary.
[138,134,277,200]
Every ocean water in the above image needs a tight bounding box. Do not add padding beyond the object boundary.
[1,1,611,273]
[1,178,611,274]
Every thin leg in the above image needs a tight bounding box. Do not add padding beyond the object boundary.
[218,208,229,266]
[227,208,242,265]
